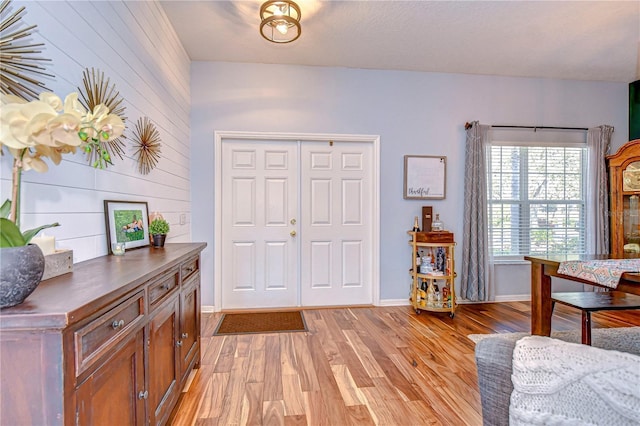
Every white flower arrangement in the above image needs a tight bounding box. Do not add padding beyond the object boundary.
[0,91,125,247]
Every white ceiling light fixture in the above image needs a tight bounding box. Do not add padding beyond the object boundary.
[260,0,301,44]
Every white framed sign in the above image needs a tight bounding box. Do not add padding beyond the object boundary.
[403,155,446,200]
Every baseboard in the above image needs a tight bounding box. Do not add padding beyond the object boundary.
[202,296,530,312]
[377,298,412,306]
[494,294,531,302]
[378,295,531,306]
[456,295,531,303]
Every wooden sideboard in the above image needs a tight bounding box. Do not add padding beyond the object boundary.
[0,242,206,425]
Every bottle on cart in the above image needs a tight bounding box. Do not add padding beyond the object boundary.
[436,247,446,272]
[426,249,434,265]
[432,214,444,231]
[426,281,436,307]
[415,249,422,272]
[418,279,427,307]
[443,284,451,308]
[412,216,420,232]
[442,285,450,300]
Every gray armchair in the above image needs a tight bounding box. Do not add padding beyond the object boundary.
[474,329,640,425]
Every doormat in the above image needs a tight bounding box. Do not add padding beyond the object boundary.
[214,311,308,335]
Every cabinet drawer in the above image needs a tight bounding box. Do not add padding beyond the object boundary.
[74,291,145,376]
[415,231,454,243]
[149,268,180,309]
[181,255,200,282]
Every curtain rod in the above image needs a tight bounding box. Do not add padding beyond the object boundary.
[465,122,615,132]
[491,125,588,131]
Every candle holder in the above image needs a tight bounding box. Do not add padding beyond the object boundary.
[111,242,126,256]
[41,249,74,280]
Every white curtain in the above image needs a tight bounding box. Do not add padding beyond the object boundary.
[586,125,614,255]
[461,121,491,301]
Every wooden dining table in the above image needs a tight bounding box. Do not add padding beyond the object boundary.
[524,254,640,335]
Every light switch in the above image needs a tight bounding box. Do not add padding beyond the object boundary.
[179,213,186,225]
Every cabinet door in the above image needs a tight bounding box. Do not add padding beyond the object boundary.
[148,297,180,426]
[76,328,145,425]
[179,274,200,381]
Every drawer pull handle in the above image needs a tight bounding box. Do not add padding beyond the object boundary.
[176,340,183,347]
[138,390,148,400]
[112,319,125,330]
[181,332,188,339]
[185,267,194,274]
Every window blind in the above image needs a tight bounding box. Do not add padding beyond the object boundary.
[488,144,587,256]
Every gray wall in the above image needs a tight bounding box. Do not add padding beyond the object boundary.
[191,62,629,307]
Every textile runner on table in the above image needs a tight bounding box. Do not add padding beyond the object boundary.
[557,259,640,288]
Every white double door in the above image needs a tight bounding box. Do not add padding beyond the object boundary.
[221,138,373,309]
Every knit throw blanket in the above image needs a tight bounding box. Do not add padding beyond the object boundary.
[509,336,640,425]
[557,259,640,289]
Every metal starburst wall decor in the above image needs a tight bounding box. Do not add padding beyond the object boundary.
[77,68,127,168]
[0,0,54,100]
[132,116,161,175]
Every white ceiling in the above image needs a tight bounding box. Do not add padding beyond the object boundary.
[160,0,640,83]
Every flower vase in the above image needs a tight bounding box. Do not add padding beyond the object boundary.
[0,244,45,308]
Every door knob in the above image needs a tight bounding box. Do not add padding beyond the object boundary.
[290,218,296,225]
[290,230,297,237]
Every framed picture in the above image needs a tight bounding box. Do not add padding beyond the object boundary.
[104,200,150,253]
[403,155,446,200]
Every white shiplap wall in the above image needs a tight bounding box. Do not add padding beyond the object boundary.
[0,1,191,263]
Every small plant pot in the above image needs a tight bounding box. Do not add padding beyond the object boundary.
[152,234,166,248]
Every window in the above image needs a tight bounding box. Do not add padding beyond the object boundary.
[488,144,587,257]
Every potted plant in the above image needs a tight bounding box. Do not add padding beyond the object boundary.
[0,92,124,308]
[149,218,170,247]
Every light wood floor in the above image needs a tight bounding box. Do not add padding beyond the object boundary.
[171,302,640,426]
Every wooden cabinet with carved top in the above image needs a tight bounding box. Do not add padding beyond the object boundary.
[607,139,640,257]
[0,243,206,425]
